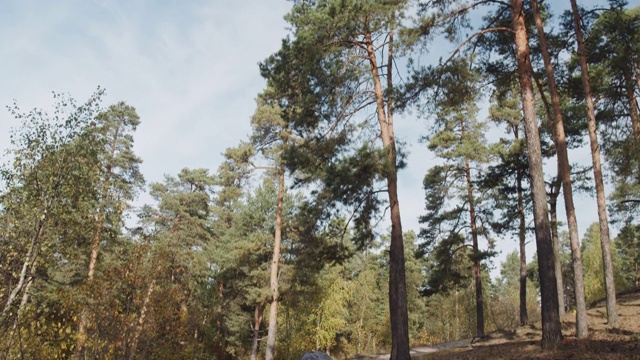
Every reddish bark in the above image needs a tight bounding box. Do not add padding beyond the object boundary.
[365,25,410,360]
[511,0,562,348]
[570,0,619,327]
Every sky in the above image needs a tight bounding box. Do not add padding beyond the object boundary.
[0,0,636,278]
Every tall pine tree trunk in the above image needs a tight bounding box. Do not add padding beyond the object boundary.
[548,182,566,318]
[357,255,369,355]
[75,122,121,358]
[251,303,264,360]
[551,222,564,317]
[265,165,285,360]
[570,0,619,327]
[465,153,484,337]
[217,280,225,360]
[510,0,562,348]
[633,60,640,100]
[532,0,588,336]
[623,68,640,138]
[128,279,155,360]
[532,74,568,320]
[515,130,528,327]
[365,26,410,360]
[75,172,109,357]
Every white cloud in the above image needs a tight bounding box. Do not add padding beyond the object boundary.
[0,0,625,281]
[0,0,291,181]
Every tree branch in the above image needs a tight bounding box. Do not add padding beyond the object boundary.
[444,27,513,66]
[620,199,640,204]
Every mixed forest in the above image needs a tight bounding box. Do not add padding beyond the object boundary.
[2,0,640,359]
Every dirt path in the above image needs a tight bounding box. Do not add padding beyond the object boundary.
[362,338,473,359]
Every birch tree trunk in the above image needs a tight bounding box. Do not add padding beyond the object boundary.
[6,267,35,354]
[0,220,44,324]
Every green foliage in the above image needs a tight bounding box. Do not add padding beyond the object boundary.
[4,1,640,358]
[94,101,145,203]
[344,249,388,355]
[0,90,106,355]
[616,223,640,288]
[489,251,541,330]
[481,82,533,236]
[261,0,412,250]
[418,59,496,298]
[581,223,629,304]
[422,285,474,343]
[74,100,146,357]
[129,168,215,358]
[1,94,123,359]
[560,1,640,222]
[274,230,431,359]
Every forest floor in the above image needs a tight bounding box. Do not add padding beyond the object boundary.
[364,290,640,359]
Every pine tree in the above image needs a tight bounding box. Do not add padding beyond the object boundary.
[582,2,640,223]
[261,2,415,357]
[569,0,619,327]
[581,223,628,305]
[128,168,214,359]
[250,90,291,360]
[75,101,144,358]
[511,0,562,348]
[615,224,640,288]
[531,0,588,337]
[482,81,533,327]
[418,59,493,338]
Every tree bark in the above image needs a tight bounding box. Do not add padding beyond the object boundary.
[75,120,122,358]
[570,0,619,327]
[128,279,155,360]
[217,280,225,360]
[0,220,44,324]
[265,165,285,360]
[16,270,34,319]
[623,68,640,139]
[531,70,572,323]
[510,0,562,349]
[530,1,589,336]
[516,160,528,327]
[179,288,190,334]
[464,152,484,337]
[357,256,369,355]
[632,60,640,101]
[365,25,410,360]
[6,266,36,353]
[251,303,264,360]
[548,182,566,318]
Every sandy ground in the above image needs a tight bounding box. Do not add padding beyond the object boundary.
[409,291,640,360]
[362,339,473,359]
